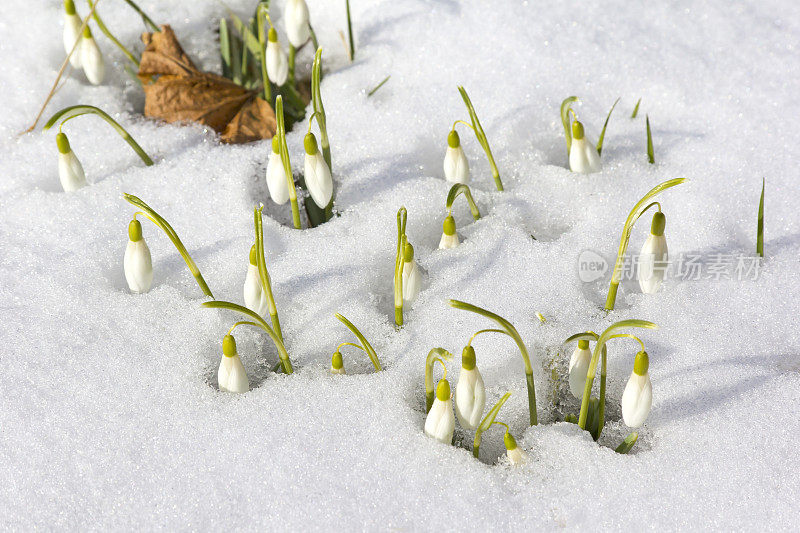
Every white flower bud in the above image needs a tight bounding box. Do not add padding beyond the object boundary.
[621,351,653,428]
[266,137,290,205]
[303,133,333,209]
[568,121,602,174]
[63,1,82,68]
[218,335,250,393]
[401,242,421,304]
[56,133,87,192]
[243,246,269,317]
[504,432,528,465]
[424,379,455,444]
[284,0,310,48]
[638,212,668,294]
[454,346,485,429]
[266,28,289,86]
[443,130,469,184]
[330,351,345,375]
[568,339,592,398]
[124,219,153,294]
[438,215,459,249]
[80,27,105,85]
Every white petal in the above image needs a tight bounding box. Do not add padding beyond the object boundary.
[438,232,460,250]
[424,398,455,444]
[402,261,421,303]
[266,40,289,86]
[330,366,346,375]
[218,355,232,391]
[81,36,104,85]
[568,347,592,398]
[243,264,269,317]
[63,13,82,68]
[455,368,486,429]
[507,447,528,465]
[284,0,310,47]
[304,153,333,208]
[222,355,249,393]
[58,151,87,192]
[569,138,602,174]
[621,372,653,428]
[124,239,154,293]
[638,235,669,294]
[266,152,290,205]
[443,146,470,184]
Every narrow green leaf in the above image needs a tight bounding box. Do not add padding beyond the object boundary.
[87,0,140,67]
[631,98,641,119]
[757,178,765,257]
[254,206,282,339]
[367,75,390,97]
[473,391,512,459]
[121,0,159,32]
[445,183,481,220]
[425,348,452,412]
[615,432,638,454]
[646,114,655,164]
[275,97,302,229]
[335,313,381,371]
[394,207,407,327]
[346,0,355,61]
[596,97,620,156]
[219,19,232,79]
[560,96,579,155]
[306,47,333,227]
[458,86,503,191]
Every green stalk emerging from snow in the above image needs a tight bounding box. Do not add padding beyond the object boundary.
[425,348,453,412]
[473,391,512,459]
[335,313,381,371]
[445,183,481,220]
[757,178,765,257]
[254,205,283,340]
[275,96,302,229]
[394,207,408,327]
[458,86,503,191]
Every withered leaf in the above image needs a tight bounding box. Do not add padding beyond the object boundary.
[139,25,275,144]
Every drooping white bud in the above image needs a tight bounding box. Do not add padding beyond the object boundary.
[638,211,668,294]
[218,335,250,393]
[265,27,289,86]
[266,136,290,204]
[504,432,528,465]
[124,219,153,294]
[454,346,485,429]
[63,0,83,68]
[424,379,455,444]
[243,246,269,317]
[443,130,469,184]
[56,133,87,192]
[80,26,105,85]
[401,243,421,304]
[438,215,459,249]
[330,351,345,375]
[284,0,310,48]
[568,121,602,174]
[568,339,592,398]
[303,133,333,209]
[621,351,653,428]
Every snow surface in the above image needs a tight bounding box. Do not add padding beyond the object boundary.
[1,0,800,529]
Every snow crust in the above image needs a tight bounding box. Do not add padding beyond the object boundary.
[1,0,799,529]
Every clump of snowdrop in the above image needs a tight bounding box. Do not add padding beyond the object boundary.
[266,136,289,204]
[621,351,653,428]
[265,26,288,86]
[439,215,459,249]
[243,245,269,317]
[284,0,310,48]
[80,25,105,85]
[303,132,333,210]
[638,211,668,294]
[62,0,83,68]
[402,243,422,304]
[568,339,591,398]
[123,217,153,294]
[443,129,469,184]
[424,364,455,444]
[55,132,87,192]
[455,345,485,430]
[218,334,250,393]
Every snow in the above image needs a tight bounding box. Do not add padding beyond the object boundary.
[1,0,799,529]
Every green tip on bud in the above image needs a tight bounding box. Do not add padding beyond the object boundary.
[633,351,649,376]
[650,211,666,236]
[271,135,280,154]
[447,130,460,148]
[223,335,237,357]
[578,339,589,350]
[304,133,318,155]
[435,379,451,401]
[249,244,257,265]
[128,219,143,242]
[503,431,518,451]
[82,25,93,39]
[461,345,476,370]
[571,120,585,141]
[443,215,456,236]
[64,0,76,15]
[331,351,344,370]
[403,242,414,262]
[56,132,71,154]
[268,27,278,42]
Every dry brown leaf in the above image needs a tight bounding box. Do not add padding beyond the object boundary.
[139,25,276,144]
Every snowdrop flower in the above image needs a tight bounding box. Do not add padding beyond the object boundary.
[62,0,82,68]
[504,431,528,465]
[401,243,421,304]
[243,245,269,317]
[80,26,105,85]
[56,132,87,192]
[621,351,653,428]
[443,130,469,184]
[303,132,333,209]
[569,120,602,174]
[455,345,485,430]
[438,215,459,249]
[124,218,153,294]
[424,378,455,444]
[638,211,668,294]
[266,136,289,204]
[284,0,310,48]
[266,27,289,86]
[568,339,592,398]
[330,351,345,375]
[218,334,250,393]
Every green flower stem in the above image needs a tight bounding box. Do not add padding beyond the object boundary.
[202,301,293,374]
[473,391,512,459]
[254,206,283,340]
[45,105,154,166]
[604,178,687,311]
[560,96,579,156]
[646,115,655,164]
[335,313,381,371]
[309,24,320,52]
[757,178,765,257]
[458,86,503,192]
[615,432,639,454]
[564,331,608,440]
[367,75,390,97]
[394,207,408,327]
[345,0,355,61]
[288,44,296,86]
[305,48,333,226]
[121,0,159,32]
[87,0,140,66]
[449,299,537,425]
[425,348,453,412]
[445,183,481,220]
[467,328,506,346]
[275,96,302,229]
[219,18,232,79]
[574,320,658,430]
[256,4,272,102]
[596,97,620,156]
[123,194,213,298]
